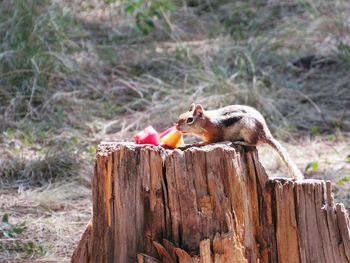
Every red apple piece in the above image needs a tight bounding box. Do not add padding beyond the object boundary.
[134,125,159,145]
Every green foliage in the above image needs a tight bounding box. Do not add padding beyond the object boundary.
[305,161,319,172]
[223,3,258,39]
[87,145,97,162]
[70,136,78,146]
[0,213,26,239]
[0,213,46,257]
[108,0,176,35]
[337,41,350,65]
[336,176,349,186]
[310,126,320,136]
[3,128,15,139]
[346,154,350,163]
[3,126,35,146]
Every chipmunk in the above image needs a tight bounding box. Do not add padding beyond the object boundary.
[176,103,304,180]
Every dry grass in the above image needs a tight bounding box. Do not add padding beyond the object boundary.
[0,0,350,261]
[0,182,91,261]
[0,137,81,187]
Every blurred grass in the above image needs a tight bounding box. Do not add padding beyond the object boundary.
[0,138,79,186]
[0,0,80,122]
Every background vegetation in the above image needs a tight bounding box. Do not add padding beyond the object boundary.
[0,0,349,261]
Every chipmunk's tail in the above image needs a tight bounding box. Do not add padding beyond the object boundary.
[265,136,304,180]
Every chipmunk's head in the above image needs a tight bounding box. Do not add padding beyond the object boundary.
[176,103,207,137]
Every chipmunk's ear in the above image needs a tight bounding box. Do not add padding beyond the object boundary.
[194,104,203,115]
[188,103,195,112]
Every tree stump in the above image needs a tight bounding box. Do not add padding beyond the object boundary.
[71,142,350,263]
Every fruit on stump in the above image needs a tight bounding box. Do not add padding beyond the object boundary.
[134,125,159,146]
[159,126,174,138]
[160,126,184,148]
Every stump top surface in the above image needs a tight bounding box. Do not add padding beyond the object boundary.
[97,141,253,156]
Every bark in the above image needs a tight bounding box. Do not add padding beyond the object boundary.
[71,142,350,263]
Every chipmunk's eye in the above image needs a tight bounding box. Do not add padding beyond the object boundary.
[186,117,194,124]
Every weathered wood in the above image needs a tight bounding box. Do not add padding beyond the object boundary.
[71,223,92,262]
[137,254,161,263]
[71,142,350,263]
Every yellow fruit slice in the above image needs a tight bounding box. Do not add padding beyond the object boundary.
[175,136,184,148]
[160,128,183,148]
